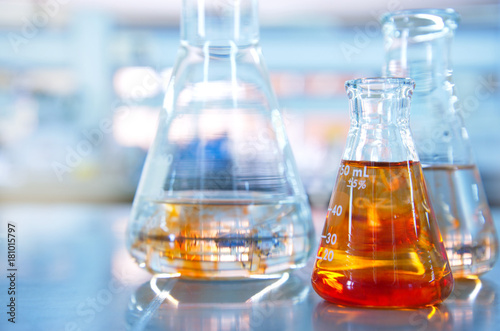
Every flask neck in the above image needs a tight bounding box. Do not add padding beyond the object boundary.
[382,10,458,94]
[384,35,453,93]
[347,79,414,126]
[181,0,259,47]
[344,78,418,162]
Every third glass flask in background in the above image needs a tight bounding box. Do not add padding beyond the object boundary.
[382,9,498,278]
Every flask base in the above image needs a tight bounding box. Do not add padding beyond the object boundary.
[130,248,308,280]
[449,259,496,279]
[128,192,313,280]
[311,273,453,308]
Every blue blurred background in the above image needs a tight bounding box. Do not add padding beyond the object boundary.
[0,0,498,207]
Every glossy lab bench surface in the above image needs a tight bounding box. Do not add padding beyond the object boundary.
[0,204,499,331]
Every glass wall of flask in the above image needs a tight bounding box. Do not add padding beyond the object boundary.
[311,78,454,308]
[382,9,498,278]
[127,0,314,280]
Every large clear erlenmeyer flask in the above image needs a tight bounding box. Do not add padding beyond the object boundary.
[382,9,498,278]
[127,0,314,280]
[311,78,454,308]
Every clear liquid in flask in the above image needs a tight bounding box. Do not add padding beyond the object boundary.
[129,192,313,279]
[422,164,498,277]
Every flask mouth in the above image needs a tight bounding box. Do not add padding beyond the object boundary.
[381,8,460,36]
[345,77,415,97]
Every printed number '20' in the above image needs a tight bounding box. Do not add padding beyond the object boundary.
[323,248,334,261]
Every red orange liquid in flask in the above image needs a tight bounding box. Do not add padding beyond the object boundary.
[311,78,454,308]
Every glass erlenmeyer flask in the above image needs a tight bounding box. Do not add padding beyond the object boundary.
[127,0,314,280]
[311,78,454,308]
[382,9,498,278]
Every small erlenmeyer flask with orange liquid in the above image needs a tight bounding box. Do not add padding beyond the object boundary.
[311,78,454,308]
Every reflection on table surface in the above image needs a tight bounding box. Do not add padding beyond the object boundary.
[314,278,498,331]
[0,204,499,331]
[127,273,311,331]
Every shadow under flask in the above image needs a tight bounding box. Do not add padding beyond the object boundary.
[126,0,314,280]
[311,78,454,308]
[382,9,498,278]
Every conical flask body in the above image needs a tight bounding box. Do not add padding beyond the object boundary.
[127,0,314,279]
[311,78,453,307]
[382,9,498,277]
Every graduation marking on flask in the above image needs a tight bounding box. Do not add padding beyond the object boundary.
[346,166,370,190]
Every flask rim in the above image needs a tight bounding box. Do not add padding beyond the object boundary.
[345,77,415,93]
[380,8,460,30]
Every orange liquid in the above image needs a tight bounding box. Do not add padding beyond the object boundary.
[311,160,453,307]
[129,196,312,279]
